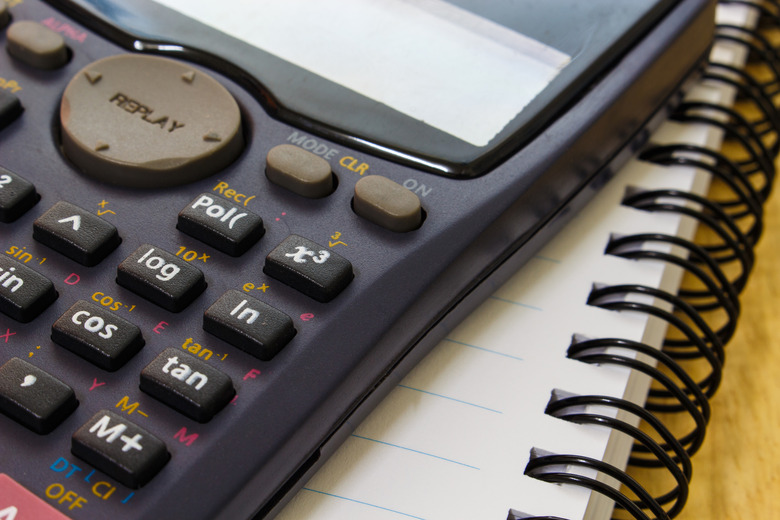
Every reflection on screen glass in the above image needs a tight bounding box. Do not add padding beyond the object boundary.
[154,0,570,147]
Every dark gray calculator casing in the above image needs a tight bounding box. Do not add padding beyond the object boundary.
[0,1,715,518]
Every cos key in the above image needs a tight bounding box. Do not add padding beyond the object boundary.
[51,300,144,371]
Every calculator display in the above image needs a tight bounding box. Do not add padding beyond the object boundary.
[62,0,676,175]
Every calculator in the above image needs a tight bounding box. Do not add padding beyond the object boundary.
[0,0,714,518]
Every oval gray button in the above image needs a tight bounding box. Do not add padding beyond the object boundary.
[266,144,334,198]
[6,21,68,69]
[353,175,422,232]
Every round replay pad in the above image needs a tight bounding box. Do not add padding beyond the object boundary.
[60,54,243,188]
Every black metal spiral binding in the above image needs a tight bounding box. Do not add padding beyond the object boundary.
[521,286,719,519]
[525,451,670,520]
[640,144,764,231]
[519,3,780,518]
[606,230,741,314]
[584,283,725,423]
[700,62,780,148]
[716,25,780,105]
[714,25,780,109]
[525,282,727,520]
[590,280,727,363]
[604,233,740,352]
[545,393,692,518]
[669,101,775,194]
[719,0,780,27]
[568,336,710,457]
[622,188,754,283]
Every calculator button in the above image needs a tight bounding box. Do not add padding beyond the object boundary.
[0,474,73,519]
[203,289,296,361]
[117,244,207,312]
[177,193,265,256]
[140,348,235,422]
[33,201,121,266]
[51,300,145,371]
[0,255,57,322]
[60,54,243,188]
[264,235,354,302]
[266,144,334,198]
[0,167,38,223]
[5,21,68,69]
[0,89,22,132]
[71,410,169,489]
[0,2,9,28]
[353,175,422,232]
[0,358,78,434]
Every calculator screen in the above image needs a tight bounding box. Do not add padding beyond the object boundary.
[153,0,571,150]
[65,0,676,175]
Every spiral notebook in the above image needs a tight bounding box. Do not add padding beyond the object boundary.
[273,2,775,519]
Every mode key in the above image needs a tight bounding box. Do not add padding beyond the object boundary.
[52,300,145,371]
[117,244,206,312]
[140,348,235,422]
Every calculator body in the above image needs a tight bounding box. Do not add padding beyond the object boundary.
[0,1,714,518]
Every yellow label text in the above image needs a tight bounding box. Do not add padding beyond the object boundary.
[339,156,370,175]
[0,77,22,93]
[213,181,256,206]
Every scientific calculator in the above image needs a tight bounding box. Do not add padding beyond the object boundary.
[0,0,714,518]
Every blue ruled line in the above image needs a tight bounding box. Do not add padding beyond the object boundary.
[398,384,502,414]
[351,434,480,470]
[444,338,524,361]
[302,488,427,520]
